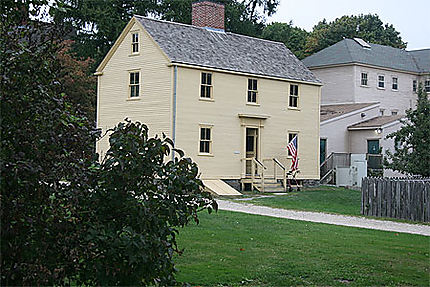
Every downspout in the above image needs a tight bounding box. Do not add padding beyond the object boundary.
[172,65,178,161]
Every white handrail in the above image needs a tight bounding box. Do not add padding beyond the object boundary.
[273,158,287,192]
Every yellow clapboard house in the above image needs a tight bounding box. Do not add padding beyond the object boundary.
[95,1,322,194]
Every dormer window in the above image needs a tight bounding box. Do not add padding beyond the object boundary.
[247,79,258,103]
[131,32,139,54]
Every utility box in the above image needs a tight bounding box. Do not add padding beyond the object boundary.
[335,154,367,187]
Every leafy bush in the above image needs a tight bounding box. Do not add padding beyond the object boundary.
[1,17,98,285]
[77,120,217,286]
[1,5,216,285]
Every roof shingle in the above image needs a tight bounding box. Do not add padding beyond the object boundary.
[303,39,430,74]
[348,115,403,129]
[320,102,378,122]
[136,16,320,83]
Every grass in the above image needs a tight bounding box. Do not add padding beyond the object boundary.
[245,186,362,216]
[175,210,429,286]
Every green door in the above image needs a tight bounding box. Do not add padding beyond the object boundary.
[320,139,327,164]
[367,140,380,154]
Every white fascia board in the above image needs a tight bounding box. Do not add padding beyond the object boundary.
[320,103,380,126]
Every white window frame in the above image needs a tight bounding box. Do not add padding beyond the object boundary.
[392,77,398,91]
[129,71,140,98]
[200,72,213,99]
[247,78,258,104]
[378,75,385,89]
[199,125,213,155]
[425,79,430,93]
[413,80,417,92]
[289,84,299,108]
[131,32,139,54]
[361,72,368,86]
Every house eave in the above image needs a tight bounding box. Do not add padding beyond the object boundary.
[320,103,380,125]
[169,62,323,86]
[309,62,422,76]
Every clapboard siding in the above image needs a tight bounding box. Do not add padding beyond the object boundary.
[175,66,321,179]
[96,21,172,156]
[312,65,355,104]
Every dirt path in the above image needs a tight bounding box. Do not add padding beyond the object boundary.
[217,199,430,236]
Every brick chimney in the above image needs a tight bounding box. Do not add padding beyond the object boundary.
[192,1,225,31]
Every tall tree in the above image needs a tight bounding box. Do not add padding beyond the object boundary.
[384,85,430,177]
[1,1,216,284]
[52,0,278,65]
[262,21,309,59]
[305,14,407,56]
[57,40,97,122]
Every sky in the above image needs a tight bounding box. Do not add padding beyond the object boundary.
[267,0,429,50]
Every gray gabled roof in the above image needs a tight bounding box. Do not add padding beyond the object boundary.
[348,115,403,129]
[320,102,378,122]
[410,49,430,73]
[135,16,320,84]
[303,39,430,74]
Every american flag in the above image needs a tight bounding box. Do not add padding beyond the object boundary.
[287,135,299,170]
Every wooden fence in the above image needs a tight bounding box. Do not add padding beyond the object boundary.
[361,177,430,222]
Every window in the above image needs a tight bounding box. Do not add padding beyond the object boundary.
[289,84,299,107]
[129,72,140,98]
[379,109,385,116]
[361,72,368,86]
[288,133,298,156]
[426,80,430,93]
[200,72,212,98]
[199,127,212,154]
[392,77,398,90]
[247,79,258,103]
[391,110,398,115]
[131,33,139,53]
[413,80,417,92]
[378,75,385,89]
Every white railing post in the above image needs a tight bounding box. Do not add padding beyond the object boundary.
[251,159,255,191]
[283,168,287,192]
[261,166,265,192]
[273,161,276,182]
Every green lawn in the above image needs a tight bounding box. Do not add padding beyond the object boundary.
[175,211,429,286]
[246,186,362,216]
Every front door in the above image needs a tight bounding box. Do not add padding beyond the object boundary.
[245,128,258,175]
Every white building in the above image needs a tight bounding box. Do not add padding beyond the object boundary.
[303,38,430,180]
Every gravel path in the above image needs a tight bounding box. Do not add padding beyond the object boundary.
[217,199,430,236]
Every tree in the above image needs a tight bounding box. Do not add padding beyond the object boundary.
[1,2,216,285]
[305,14,407,56]
[384,85,430,176]
[57,40,97,123]
[1,14,99,284]
[51,0,279,65]
[262,21,309,59]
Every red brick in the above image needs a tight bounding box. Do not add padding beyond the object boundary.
[192,1,225,30]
